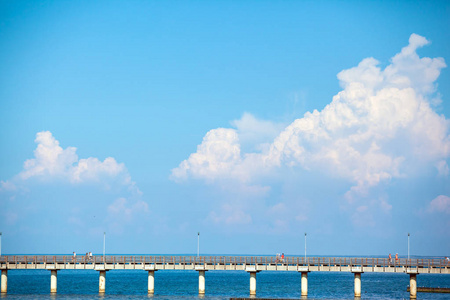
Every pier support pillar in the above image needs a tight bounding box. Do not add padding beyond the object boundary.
[148,270,155,294]
[198,270,206,294]
[249,271,257,295]
[301,272,308,297]
[409,273,417,299]
[50,270,58,293]
[1,270,7,294]
[99,270,107,293]
[353,272,362,297]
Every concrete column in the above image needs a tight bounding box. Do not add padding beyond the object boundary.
[50,270,57,293]
[148,270,155,294]
[99,270,106,293]
[354,272,361,297]
[1,270,7,294]
[198,270,206,294]
[249,271,257,295]
[301,272,308,297]
[409,274,417,299]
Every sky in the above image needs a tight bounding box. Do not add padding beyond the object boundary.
[0,0,449,256]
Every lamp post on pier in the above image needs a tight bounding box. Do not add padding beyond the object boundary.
[197,232,200,258]
[408,233,410,260]
[304,233,307,260]
[103,232,106,262]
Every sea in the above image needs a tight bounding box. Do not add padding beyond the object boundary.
[2,268,450,300]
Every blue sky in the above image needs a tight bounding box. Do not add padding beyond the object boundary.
[1,1,449,256]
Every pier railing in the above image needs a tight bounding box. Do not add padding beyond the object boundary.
[1,255,448,269]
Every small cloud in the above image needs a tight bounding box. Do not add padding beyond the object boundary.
[108,197,149,222]
[436,160,449,176]
[379,198,393,214]
[16,131,134,190]
[107,197,150,234]
[356,205,369,213]
[68,216,84,227]
[0,180,17,192]
[270,219,289,233]
[427,195,450,214]
[207,204,252,225]
[268,203,287,215]
[295,214,308,222]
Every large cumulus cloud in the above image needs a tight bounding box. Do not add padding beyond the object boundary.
[172,34,449,198]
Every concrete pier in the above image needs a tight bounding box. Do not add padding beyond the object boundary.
[249,271,257,295]
[409,273,417,299]
[0,255,448,296]
[1,269,6,294]
[50,270,57,293]
[198,270,206,294]
[148,270,155,294]
[99,270,106,293]
[301,272,308,297]
[354,272,362,297]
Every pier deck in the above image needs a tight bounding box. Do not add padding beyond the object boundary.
[1,255,449,273]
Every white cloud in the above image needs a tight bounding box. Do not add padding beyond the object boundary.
[172,34,449,197]
[379,198,393,214]
[207,204,252,225]
[427,195,450,214]
[268,202,288,215]
[1,131,148,233]
[108,197,149,222]
[436,160,449,176]
[0,180,17,192]
[19,131,78,180]
[295,214,308,222]
[18,131,134,190]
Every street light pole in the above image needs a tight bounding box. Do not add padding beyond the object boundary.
[103,232,106,260]
[197,232,200,258]
[408,233,410,260]
[304,233,307,260]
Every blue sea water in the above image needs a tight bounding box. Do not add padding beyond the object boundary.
[2,269,450,299]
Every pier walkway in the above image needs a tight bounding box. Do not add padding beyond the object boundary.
[1,255,449,298]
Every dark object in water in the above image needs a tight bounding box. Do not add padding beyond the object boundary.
[407,286,450,293]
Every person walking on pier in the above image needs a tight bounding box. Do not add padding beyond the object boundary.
[395,253,398,264]
[389,253,392,265]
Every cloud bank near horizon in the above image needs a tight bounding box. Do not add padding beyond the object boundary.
[172,34,449,215]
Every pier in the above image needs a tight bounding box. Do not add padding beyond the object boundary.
[1,255,449,298]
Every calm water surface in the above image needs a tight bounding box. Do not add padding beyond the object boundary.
[3,269,450,299]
